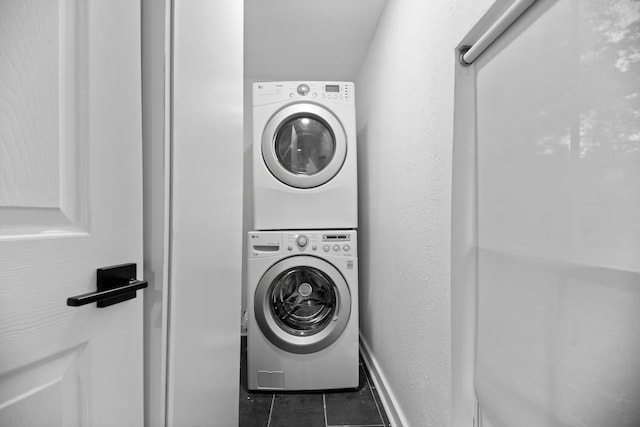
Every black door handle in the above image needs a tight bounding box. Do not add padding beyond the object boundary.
[67,263,148,308]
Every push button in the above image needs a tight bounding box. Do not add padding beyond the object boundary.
[333,245,340,252]
[323,245,330,252]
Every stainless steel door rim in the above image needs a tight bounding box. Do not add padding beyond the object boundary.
[254,255,352,354]
[261,103,347,189]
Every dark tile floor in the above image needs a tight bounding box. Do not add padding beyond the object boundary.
[239,336,391,427]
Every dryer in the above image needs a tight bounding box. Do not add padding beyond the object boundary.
[246,230,359,391]
[252,81,357,230]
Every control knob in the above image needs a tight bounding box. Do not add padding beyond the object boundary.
[296,235,308,248]
[297,84,310,96]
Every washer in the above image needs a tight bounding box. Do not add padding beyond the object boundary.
[246,230,359,391]
[252,81,357,230]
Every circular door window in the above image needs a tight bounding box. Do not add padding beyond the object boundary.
[274,116,335,176]
[254,255,351,354]
[262,103,347,189]
[270,266,336,336]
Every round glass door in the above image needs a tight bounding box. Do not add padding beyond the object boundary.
[254,255,351,354]
[262,103,347,189]
[269,266,336,336]
[274,116,335,176]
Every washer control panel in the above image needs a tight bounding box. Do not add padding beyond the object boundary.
[249,231,356,257]
[284,231,356,256]
[253,81,355,105]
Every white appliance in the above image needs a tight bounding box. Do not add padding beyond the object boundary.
[252,81,358,230]
[246,230,359,391]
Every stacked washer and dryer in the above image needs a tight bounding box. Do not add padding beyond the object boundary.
[247,81,359,391]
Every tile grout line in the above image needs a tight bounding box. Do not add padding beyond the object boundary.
[323,393,328,427]
[326,424,385,427]
[362,364,387,426]
[266,394,275,427]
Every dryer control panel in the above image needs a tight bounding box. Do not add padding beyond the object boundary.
[253,81,355,106]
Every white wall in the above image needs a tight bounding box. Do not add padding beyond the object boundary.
[241,1,386,319]
[244,0,386,81]
[169,1,244,426]
[355,1,492,425]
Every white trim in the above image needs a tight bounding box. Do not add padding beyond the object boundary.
[160,0,172,424]
[141,0,172,425]
[453,2,539,426]
[451,52,479,427]
[359,335,408,427]
[165,0,176,422]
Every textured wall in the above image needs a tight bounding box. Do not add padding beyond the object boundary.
[355,1,492,425]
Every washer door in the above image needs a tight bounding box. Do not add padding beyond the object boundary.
[254,255,351,354]
[261,103,347,189]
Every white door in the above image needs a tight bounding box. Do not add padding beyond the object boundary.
[0,1,144,426]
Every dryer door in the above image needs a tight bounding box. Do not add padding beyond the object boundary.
[254,255,351,354]
[261,103,347,189]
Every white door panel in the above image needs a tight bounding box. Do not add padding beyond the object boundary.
[0,0,144,426]
[0,0,87,237]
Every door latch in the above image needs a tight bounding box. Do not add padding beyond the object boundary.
[67,263,147,308]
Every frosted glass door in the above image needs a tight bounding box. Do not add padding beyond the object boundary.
[475,0,640,425]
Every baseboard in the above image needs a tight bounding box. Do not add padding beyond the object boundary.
[359,334,408,427]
